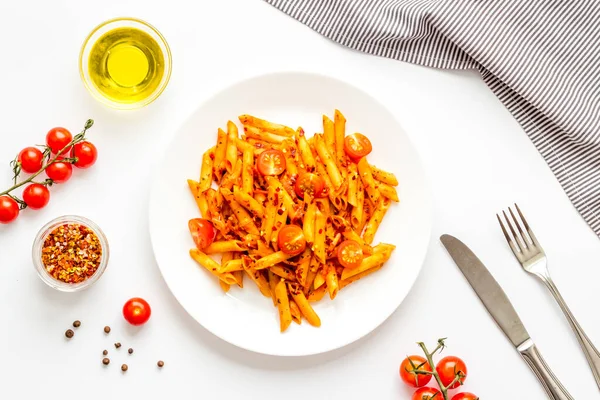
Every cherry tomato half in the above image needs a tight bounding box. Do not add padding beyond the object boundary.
[46,127,73,155]
[451,393,479,400]
[71,141,98,169]
[412,387,442,400]
[22,184,50,210]
[399,355,432,388]
[344,133,372,161]
[45,161,73,183]
[294,173,326,198]
[0,196,19,224]
[189,218,216,250]
[257,149,286,176]
[436,356,468,389]
[277,225,306,256]
[123,297,151,326]
[337,240,364,269]
[18,147,44,173]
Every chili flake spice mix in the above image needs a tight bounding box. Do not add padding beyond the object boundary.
[33,215,109,291]
[41,223,102,283]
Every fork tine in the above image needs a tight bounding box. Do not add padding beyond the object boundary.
[509,207,529,249]
[515,203,541,246]
[496,213,522,257]
[502,210,527,252]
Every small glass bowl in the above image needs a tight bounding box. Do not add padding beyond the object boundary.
[32,215,110,292]
[79,17,172,110]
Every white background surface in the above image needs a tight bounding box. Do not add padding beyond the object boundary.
[1,0,599,399]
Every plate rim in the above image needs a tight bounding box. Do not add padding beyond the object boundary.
[148,70,433,356]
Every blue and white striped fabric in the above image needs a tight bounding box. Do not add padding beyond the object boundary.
[265,0,600,237]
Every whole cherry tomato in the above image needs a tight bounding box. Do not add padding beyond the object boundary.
[45,161,73,183]
[18,147,44,173]
[71,141,98,169]
[451,393,479,400]
[123,298,151,326]
[22,184,50,210]
[412,387,441,400]
[0,196,19,224]
[436,356,468,389]
[46,127,73,154]
[399,355,432,388]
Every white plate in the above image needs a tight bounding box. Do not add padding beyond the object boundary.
[149,72,432,356]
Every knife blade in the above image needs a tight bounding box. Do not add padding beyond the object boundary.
[440,234,573,400]
[440,234,530,347]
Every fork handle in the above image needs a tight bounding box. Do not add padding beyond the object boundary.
[519,340,574,400]
[542,276,600,389]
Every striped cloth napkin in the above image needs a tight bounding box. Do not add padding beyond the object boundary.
[265,0,600,238]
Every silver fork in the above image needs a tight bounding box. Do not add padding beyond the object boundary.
[497,204,600,390]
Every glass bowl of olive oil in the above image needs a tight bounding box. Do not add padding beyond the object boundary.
[79,17,172,110]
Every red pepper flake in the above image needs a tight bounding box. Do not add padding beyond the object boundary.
[41,223,102,284]
[277,209,284,215]
[209,153,215,160]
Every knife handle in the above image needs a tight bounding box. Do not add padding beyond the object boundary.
[519,340,574,400]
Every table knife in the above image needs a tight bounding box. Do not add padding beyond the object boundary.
[440,234,573,400]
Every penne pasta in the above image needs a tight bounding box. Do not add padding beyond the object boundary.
[314,134,343,189]
[307,285,327,302]
[289,284,321,327]
[323,115,336,159]
[347,162,359,207]
[340,264,383,290]
[341,251,391,281]
[233,185,265,217]
[312,210,327,263]
[357,157,381,206]
[239,114,295,137]
[270,264,296,281]
[262,185,277,243]
[351,178,365,231]
[275,279,292,332]
[205,240,244,254]
[325,263,339,300]
[334,110,347,177]
[219,280,230,292]
[295,127,316,172]
[370,164,399,186]
[189,249,237,285]
[214,128,228,178]
[363,198,391,244]
[303,203,317,244]
[187,179,209,218]
[225,121,239,173]
[242,259,271,298]
[244,125,287,144]
[254,251,294,270]
[289,299,302,325]
[268,270,278,306]
[199,147,215,193]
[378,182,400,202]
[242,148,254,196]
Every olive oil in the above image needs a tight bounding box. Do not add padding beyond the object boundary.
[88,27,165,105]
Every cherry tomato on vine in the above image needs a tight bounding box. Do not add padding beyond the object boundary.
[344,133,372,161]
[277,225,306,256]
[71,141,98,169]
[18,147,44,173]
[399,355,432,388]
[436,356,468,389]
[46,127,73,154]
[412,387,441,400]
[22,184,50,210]
[294,173,326,198]
[45,162,73,183]
[0,196,19,224]
[257,149,286,176]
[337,240,364,269]
[123,297,151,326]
[451,393,479,400]
[188,218,216,250]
